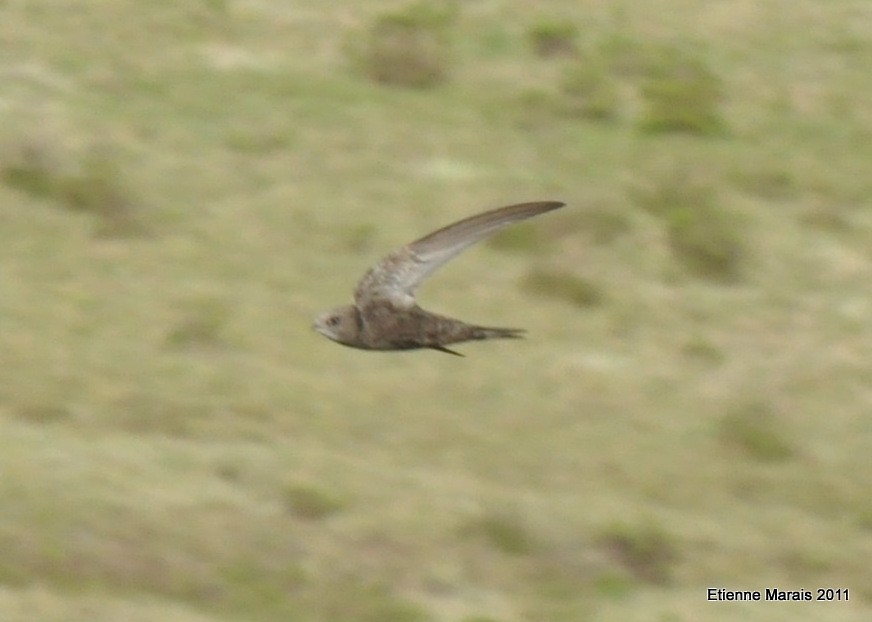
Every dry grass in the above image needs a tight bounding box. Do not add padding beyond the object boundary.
[1,1,871,621]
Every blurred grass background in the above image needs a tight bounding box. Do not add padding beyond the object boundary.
[1,1,871,620]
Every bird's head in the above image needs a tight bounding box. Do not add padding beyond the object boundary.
[312,305,360,345]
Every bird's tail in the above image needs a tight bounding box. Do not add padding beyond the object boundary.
[427,324,525,356]
[472,326,526,341]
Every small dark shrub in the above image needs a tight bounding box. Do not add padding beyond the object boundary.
[666,204,744,283]
[359,1,458,88]
[522,268,604,308]
[599,521,678,584]
[165,299,230,350]
[283,484,344,520]
[633,164,744,282]
[640,48,726,135]
[2,140,144,236]
[458,512,536,556]
[719,401,795,462]
[559,58,620,121]
[528,20,578,58]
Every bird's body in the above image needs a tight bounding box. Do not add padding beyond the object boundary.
[313,201,565,355]
[324,302,524,356]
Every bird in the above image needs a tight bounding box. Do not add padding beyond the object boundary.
[313,200,566,356]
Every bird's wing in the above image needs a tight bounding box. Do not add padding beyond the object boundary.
[354,201,565,309]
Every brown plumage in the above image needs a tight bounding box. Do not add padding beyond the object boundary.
[313,201,565,355]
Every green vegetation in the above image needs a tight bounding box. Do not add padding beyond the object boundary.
[487,221,542,252]
[1,2,870,621]
[681,335,725,365]
[572,202,632,243]
[719,401,796,463]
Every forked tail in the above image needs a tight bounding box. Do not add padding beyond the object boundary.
[473,326,526,341]
[427,321,526,356]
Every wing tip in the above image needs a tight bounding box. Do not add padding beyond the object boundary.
[508,200,566,216]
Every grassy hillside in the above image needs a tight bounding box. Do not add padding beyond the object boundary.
[1,1,871,620]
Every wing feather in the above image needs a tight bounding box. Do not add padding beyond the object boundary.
[354,201,564,309]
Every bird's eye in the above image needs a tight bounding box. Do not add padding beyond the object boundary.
[327,316,340,327]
